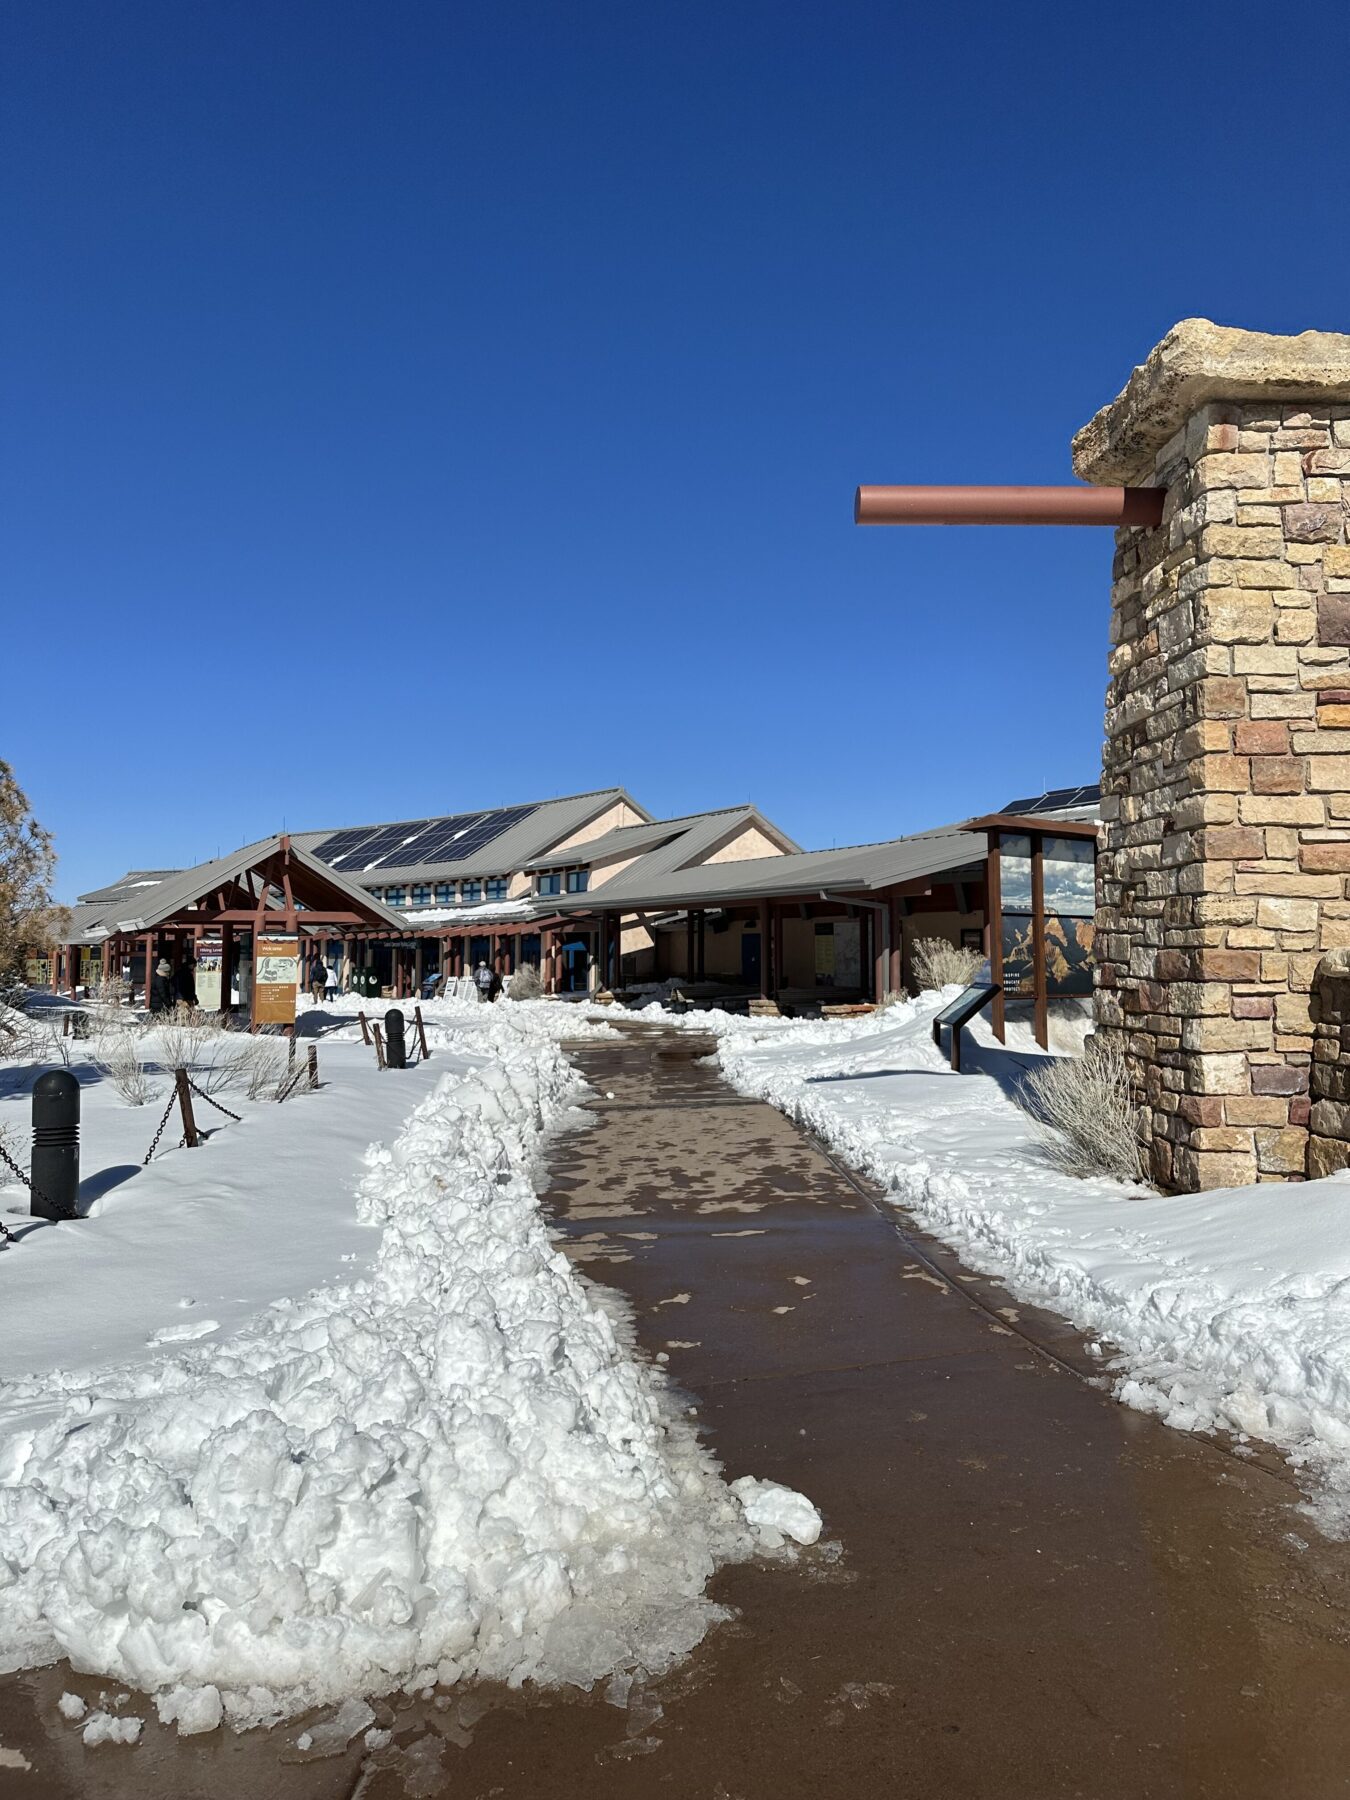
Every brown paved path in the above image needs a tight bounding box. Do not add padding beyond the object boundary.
[7,1024,1350,1797]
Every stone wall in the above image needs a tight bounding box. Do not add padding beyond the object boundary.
[1074,321,1350,1190]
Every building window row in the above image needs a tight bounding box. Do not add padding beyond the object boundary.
[374,877,511,909]
[537,867,589,896]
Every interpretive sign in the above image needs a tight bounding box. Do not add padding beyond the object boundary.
[252,937,298,1026]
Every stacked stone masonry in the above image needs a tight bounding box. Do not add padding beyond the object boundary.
[1091,391,1350,1189]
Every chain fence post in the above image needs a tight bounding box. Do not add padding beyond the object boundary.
[175,1068,200,1147]
[31,1070,80,1220]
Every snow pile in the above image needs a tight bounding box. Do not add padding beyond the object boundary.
[0,1017,815,1728]
[652,992,1350,1533]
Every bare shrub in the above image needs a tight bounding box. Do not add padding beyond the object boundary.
[508,963,543,1001]
[98,1033,159,1106]
[1020,1038,1146,1184]
[909,937,984,994]
[876,989,908,1013]
[153,1008,243,1094]
[235,1036,288,1100]
[88,973,132,1010]
[0,1001,41,1063]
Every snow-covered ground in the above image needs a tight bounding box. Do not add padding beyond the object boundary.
[636,991,1350,1536]
[0,996,818,1736]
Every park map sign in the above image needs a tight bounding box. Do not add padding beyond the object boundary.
[252,937,299,1027]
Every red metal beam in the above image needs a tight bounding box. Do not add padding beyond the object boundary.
[854,485,1166,528]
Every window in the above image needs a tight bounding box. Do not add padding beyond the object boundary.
[485,877,508,902]
[538,872,562,896]
[565,868,589,893]
[461,880,482,904]
[434,883,453,905]
[411,885,431,907]
[384,886,406,907]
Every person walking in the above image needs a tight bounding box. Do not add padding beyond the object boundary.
[149,957,176,1016]
[325,961,340,1003]
[307,949,329,1006]
[174,956,199,1011]
[474,959,495,1003]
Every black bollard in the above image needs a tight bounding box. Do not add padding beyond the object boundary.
[384,1008,407,1070]
[31,1069,80,1221]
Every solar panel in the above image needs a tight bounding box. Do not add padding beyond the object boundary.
[313,826,383,867]
[1001,785,1100,816]
[314,802,543,873]
[350,819,441,868]
[406,812,490,861]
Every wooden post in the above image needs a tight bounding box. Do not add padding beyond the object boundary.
[307,1045,319,1089]
[175,1068,200,1148]
[358,1009,371,1045]
[685,913,695,981]
[414,941,424,998]
[772,906,784,1000]
[876,905,889,1003]
[987,833,1005,1044]
[220,922,235,1017]
[1031,831,1048,1051]
[888,895,901,995]
[758,900,770,998]
[143,933,154,1010]
[696,911,706,980]
[372,1023,387,1069]
[414,1005,430,1059]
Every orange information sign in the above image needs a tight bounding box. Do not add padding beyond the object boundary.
[252,937,299,1026]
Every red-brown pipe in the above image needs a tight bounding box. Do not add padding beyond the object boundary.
[854,484,1166,527]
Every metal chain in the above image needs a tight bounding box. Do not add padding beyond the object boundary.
[142,1090,179,1166]
[0,1139,31,1192]
[184,1076,242,1122]
[0,1139,42,1238]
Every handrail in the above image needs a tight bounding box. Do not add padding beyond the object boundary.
[931,982,1000,1073]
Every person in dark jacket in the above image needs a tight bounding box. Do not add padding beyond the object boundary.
[306,950,328,1005]
[174,957,198,1010]
[149,957,176,1016]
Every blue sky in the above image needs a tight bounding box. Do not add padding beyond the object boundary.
[6,0,1346,899]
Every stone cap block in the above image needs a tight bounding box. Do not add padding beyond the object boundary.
[1073,318,1350,486]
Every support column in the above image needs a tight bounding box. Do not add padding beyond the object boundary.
[772,906,784,1000]
[142,933,154,1010]
[1078,318,1350,1189]
[696,911,706,980]
[888,895,901,995]
[220,923,235,1016]
[758,900,771,998]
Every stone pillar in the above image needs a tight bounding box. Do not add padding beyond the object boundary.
[1075,319,1350,1191]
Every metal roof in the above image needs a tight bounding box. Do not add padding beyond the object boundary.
[75,869,181,906]
[533,806,801,876]
[70,836,408,940]
[560,821,984,914]
[297,788,652,884]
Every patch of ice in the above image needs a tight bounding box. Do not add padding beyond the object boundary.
[731,1477,822,1547]
[81,1711,142,1746]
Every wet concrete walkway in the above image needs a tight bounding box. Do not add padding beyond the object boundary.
[8,1025,1350,1797]
[448,1025,1350,1800]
